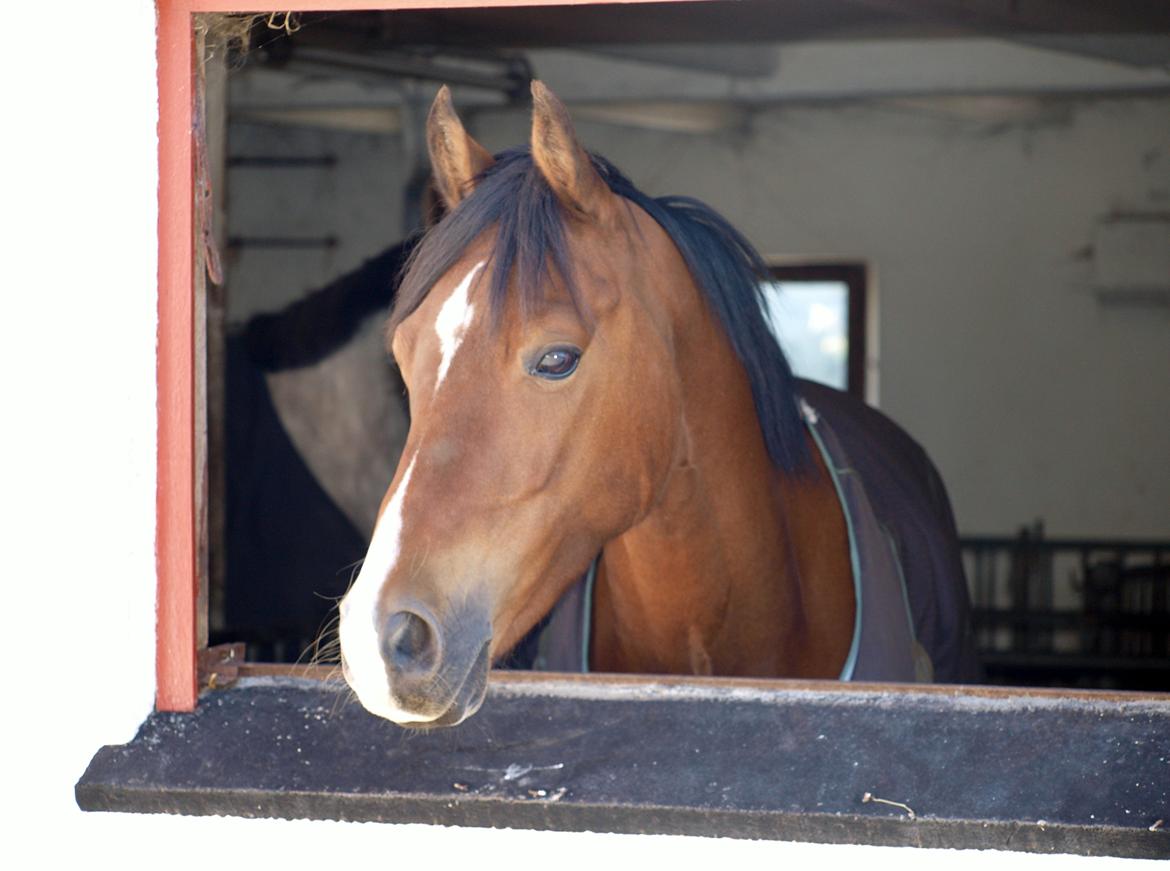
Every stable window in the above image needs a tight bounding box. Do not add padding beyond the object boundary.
[77,1,1170,859]
[761,263,867,399]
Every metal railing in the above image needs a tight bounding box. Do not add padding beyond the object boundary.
[962,523,1170,689]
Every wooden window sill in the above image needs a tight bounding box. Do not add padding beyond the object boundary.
[77,671,1169,858]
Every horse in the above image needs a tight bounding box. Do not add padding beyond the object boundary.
[337,82,980,728]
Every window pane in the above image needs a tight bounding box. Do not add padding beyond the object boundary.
[758,280,849,390]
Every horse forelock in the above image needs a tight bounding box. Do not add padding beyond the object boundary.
[389,146,810,474]
[389,148,585,336]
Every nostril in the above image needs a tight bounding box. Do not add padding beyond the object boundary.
[381,610,439,675]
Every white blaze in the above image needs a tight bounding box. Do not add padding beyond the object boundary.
[339,453,435,723]
[433,260,485,394]
[338,260,486,723]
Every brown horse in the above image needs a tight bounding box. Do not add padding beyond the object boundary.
[338,82,977,727]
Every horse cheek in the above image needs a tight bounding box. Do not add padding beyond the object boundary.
[606,364,682,526]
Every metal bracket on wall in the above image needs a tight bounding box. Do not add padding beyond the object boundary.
[227,236,339,251]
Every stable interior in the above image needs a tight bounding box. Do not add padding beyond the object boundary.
[199,2,1170,690]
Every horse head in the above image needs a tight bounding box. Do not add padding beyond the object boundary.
[338,83,694,726]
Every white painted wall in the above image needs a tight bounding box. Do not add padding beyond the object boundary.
[473,94,1170,539]
[0,4,1159,869]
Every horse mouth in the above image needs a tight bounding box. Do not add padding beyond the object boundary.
[397,639,491,729]
[341,637,491,729]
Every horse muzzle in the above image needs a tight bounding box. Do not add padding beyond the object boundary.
[340,595,492,728]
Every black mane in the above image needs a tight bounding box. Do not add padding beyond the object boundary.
[392,147,810,473]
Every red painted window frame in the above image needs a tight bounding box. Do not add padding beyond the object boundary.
[154,0,704,711]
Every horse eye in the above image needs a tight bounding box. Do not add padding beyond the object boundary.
[531,347,580,380]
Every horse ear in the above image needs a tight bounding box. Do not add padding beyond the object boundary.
[426,85,495,211]
[530,80,614,222]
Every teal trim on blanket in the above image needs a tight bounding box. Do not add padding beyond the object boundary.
[580,557,597,673]
[804,408,864,682]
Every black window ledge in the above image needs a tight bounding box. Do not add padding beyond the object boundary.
[76,673,1170,859]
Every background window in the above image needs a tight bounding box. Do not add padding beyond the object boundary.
[761,264,867,399]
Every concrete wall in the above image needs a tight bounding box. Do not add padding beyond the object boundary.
[223,39,1170,539]
[472,95,1170,538]
[3,3,1158,867]
[224,122,410,324]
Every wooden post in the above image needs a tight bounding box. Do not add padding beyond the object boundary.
[156,0,198,712]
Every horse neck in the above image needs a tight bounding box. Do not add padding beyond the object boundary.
[591,271,854,679]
